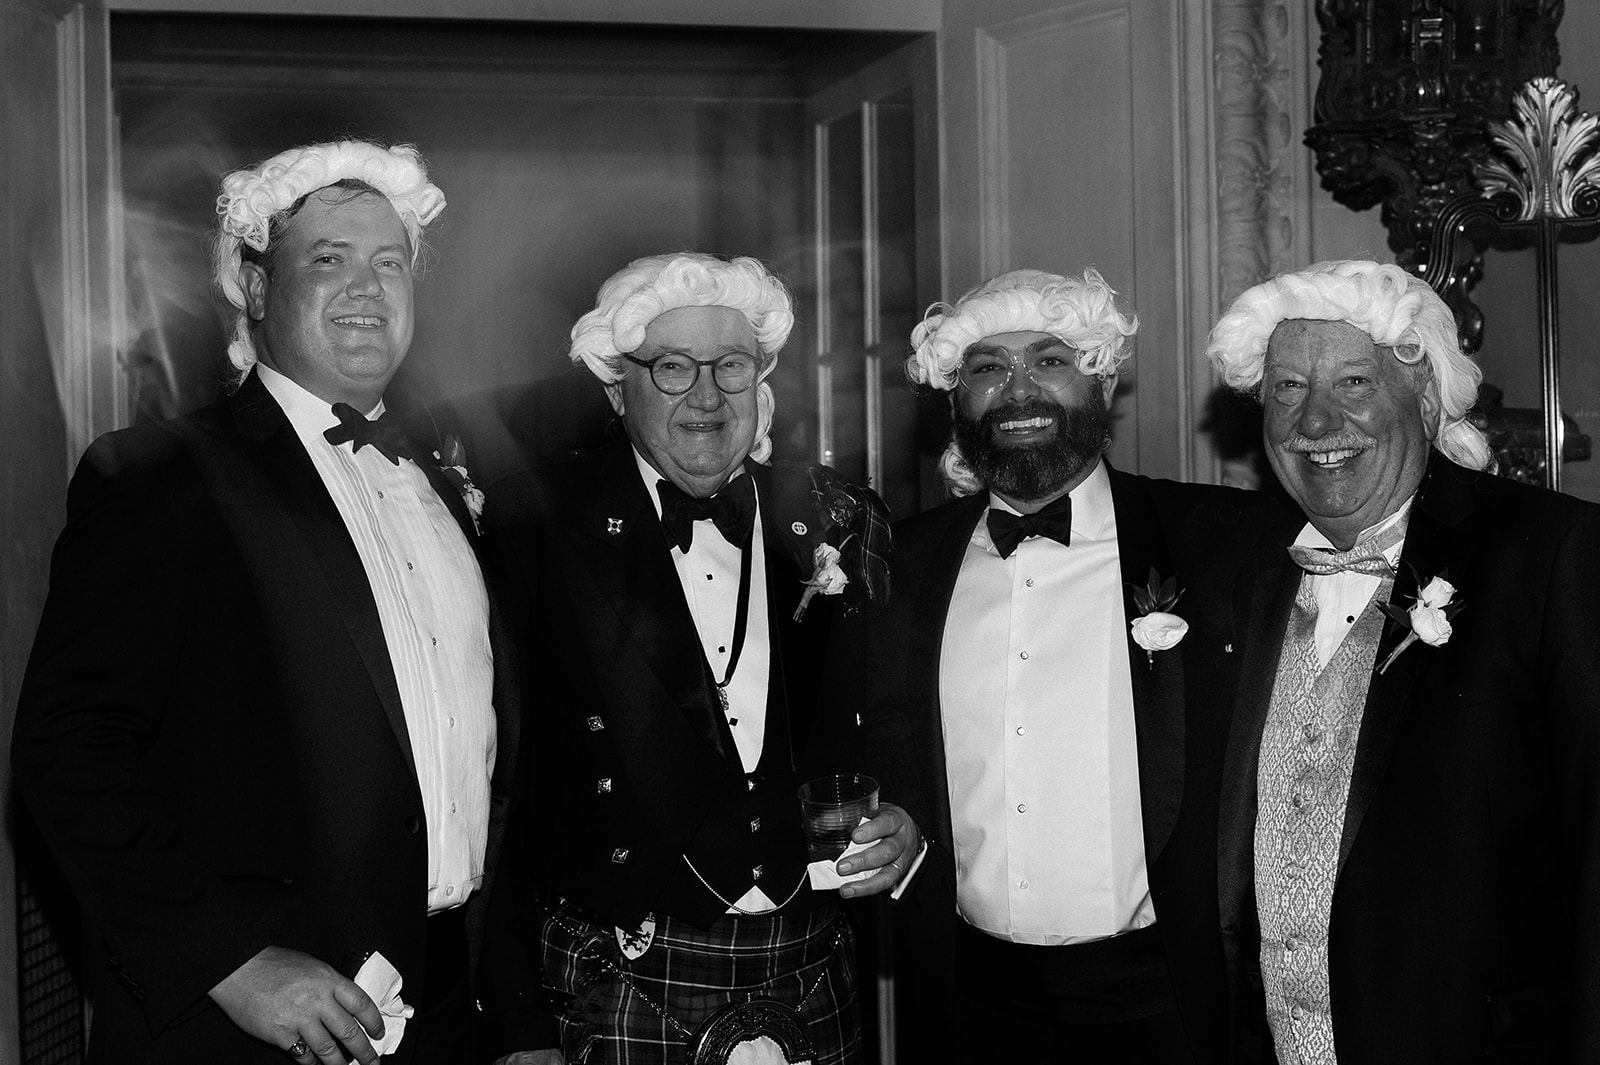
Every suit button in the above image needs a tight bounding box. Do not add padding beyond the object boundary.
[752,865,764,880]
[749,818,761,833]
[611,848,629,864]
[587,716,605,731]
[597,777,613,794]
[405,816,422,834]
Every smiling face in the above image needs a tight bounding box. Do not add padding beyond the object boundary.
[952,330,1116,510]
[240,188,414,411]
[1262,318,1438,548]
[608,304,761,498]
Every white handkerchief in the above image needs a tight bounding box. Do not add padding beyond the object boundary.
[353,951,415,1057]
[806,837,875,890]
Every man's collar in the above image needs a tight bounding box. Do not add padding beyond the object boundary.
[630,445,750,520]
[257,362,386,438]
[981,456,1114,542]
[1292,494,1415,556]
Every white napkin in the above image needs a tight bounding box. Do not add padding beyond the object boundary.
[352,951,414,1057]
[806,836,875,890]
[728,1034,813,1065]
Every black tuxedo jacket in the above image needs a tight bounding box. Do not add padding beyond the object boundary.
[11,369,514,1062]
[1217,454,1600,1064]
[476,441,846,1055]
[823,464,1261,1064]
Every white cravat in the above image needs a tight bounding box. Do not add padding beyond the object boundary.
[1293,498,1412,670]
[939,460,1155,945]
[259,365,495,913]
[632,449,777,912]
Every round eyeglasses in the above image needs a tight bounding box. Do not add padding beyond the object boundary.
[957,348,1083,397]
[623,351,761,395]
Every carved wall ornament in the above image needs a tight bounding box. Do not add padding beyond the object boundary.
[1213,0,1296,310]
[1479,75,1600,220]
[1307,0,1563,269]
[1423,76,1600,491]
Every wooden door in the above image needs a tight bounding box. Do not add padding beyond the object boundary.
[940,0,1205,480]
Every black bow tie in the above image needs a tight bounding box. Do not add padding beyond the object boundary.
[323,403,415,465]
[987,493,1073,559]
[657,475,756,552]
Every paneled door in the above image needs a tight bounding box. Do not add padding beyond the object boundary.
[940,0,1209,481]
[804,35,944,522]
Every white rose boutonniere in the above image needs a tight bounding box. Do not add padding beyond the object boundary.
[1127,566,1186,668]
[1377,570,1463,674]
[793,542,848,621]
[433,434,484,534]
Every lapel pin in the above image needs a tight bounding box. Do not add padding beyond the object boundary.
[607,517,623,535]
[791,521,807,535]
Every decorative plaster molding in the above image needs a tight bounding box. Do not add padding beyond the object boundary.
[1212,0,1295,310]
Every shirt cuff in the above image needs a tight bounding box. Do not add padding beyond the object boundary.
[889,838,929,902]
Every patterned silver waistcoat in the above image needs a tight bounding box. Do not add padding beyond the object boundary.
[1253,575,1392,1065]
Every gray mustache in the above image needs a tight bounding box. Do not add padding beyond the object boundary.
[1280,432,1374,453]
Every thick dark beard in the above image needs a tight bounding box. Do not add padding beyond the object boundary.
[953,392,1110,503]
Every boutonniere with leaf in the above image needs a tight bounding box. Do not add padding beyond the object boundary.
[1376,569,1463,674]
[792,466,891,621]
[1127,566,1187,667]
[432,434,485,534]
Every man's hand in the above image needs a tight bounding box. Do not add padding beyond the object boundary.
[493,1052,566,1065]
[208,945,385,1064]
[835,802,922,899]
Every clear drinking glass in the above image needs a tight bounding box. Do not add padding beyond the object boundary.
[797,774,880,862]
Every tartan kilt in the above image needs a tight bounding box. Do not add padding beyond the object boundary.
[539,896,861,1065]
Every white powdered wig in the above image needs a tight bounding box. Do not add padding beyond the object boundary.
[569,253,794,463]
[906,268,1138,391]
[212,139,445,376]
[1206,259,1492,472]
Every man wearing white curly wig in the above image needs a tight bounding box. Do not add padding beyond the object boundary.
[477,252,909,1065]
[14,140,507,1065]
[825,268,1259,1063]
[1207,259,1600,1064]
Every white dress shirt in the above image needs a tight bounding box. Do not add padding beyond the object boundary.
[1292,499,1412,670]
[259,365,496,913]
[939,460,1155,944]
[632,450,777,912]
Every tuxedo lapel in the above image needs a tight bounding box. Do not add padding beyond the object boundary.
[909,494,988,847]
[1217,517,1302,936]
[1108,469,1185,867]
[1337,459,1476,875]
[751,462,815,759]
[225,371,418,782]
[568,445,733,763]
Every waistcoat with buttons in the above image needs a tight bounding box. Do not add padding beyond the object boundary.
[649,601,817,929]
[1254,574,1390,1065]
